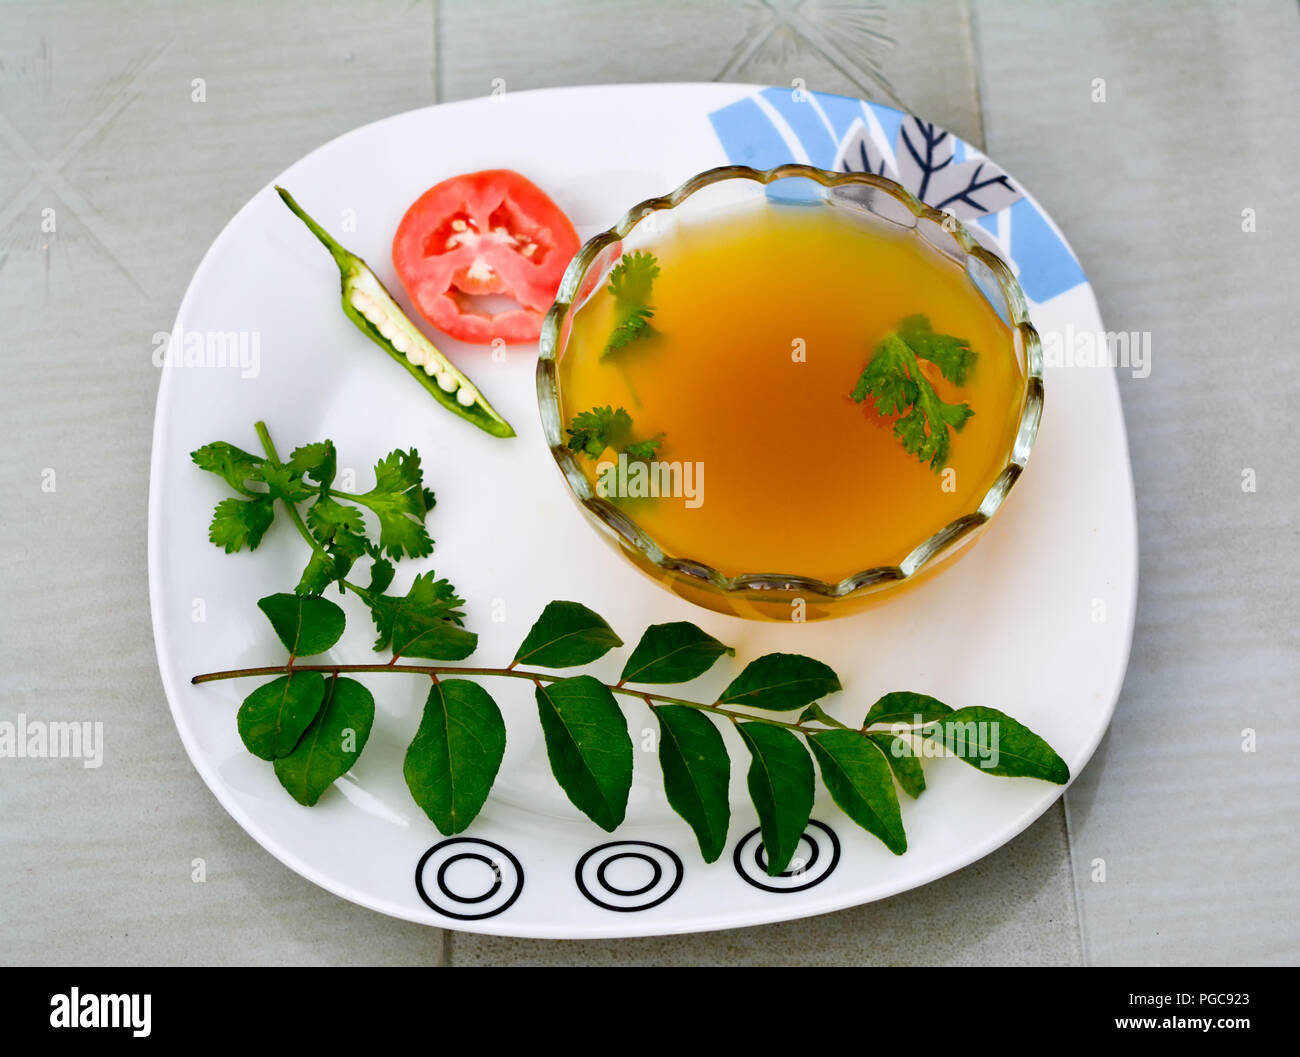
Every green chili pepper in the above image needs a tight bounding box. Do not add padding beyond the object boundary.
[276,186,516,439]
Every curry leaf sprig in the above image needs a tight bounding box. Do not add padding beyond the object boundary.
[850,314,977,470]
[191,430,1070,874]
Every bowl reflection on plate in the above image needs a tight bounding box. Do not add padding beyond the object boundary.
[537,163,1043,621]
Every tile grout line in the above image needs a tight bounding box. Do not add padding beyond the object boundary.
[1061,798,1091,966]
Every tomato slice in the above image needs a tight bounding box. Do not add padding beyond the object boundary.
[392,169,580,345]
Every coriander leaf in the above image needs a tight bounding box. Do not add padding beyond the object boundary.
[719,653,842,712]
[363,572,475,660]
[605,305,654,352]
[924,705,1070,783]
[191,441,265,496]
[237,672,327,760]
[288,440,337,490]
[893,404,950,468]
[296,549,338,596]
[653,705,730,861]
[566,405,633,458]
[868,733,926,798]
[208,495,275,553]
[257,593,345,657]
[736,722,814,875]
[607,250,659,304]
[351,448,434,559]
[565,406,665,463]
[619,622,734,685]
[602,251,660,358]
[297,497,369,593]
[863,690,955,728]
[404,679,506,834]
[294,532,366,596]
[306,496,364,542]
[366,556,395,595]
[254,459,314,503]
[273,676,374,806]
[850,324,975,471]
[850,333,917,414]
[896,375,975,468]
[513,601,622,668]
[899,314,976,385]
[622,433,665,461]
[807,730,907,854]
[534,675,633,831]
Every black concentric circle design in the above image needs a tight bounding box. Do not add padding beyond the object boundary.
[575,841,684,912]
[733,820,841,893]
[415,838,523,920]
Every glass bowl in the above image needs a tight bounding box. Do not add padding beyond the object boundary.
[536,164,1043,621]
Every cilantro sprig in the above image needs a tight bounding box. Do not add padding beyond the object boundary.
[850,314,977,471]
[565,405,664,461]
[601,250,660,358]
[192,421,471,654]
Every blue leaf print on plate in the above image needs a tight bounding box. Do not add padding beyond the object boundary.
[839,114,1024,219]
[706,88,1086,303]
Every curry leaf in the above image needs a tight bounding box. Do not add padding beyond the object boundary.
[273,676,375,806]
[404,679,506,834]
[620,622,734,685]
[514,601,622,668]
[736,722,814,875]
[653,705,730,861]
[257,593,345,657]
[863,690,955,728]
[868,733,927,798]
[534,675,632,831]
[807,730,907,854]
[237,672,328,760]
[925,706,1070,783]
[720,654,841,712]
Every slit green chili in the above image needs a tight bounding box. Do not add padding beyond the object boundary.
[276,186,516,439]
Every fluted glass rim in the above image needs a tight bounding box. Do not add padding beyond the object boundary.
[536,163,1044,603]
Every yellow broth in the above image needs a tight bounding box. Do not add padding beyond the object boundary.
[556,203,1026,581]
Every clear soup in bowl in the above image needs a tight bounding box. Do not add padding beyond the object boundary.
[537,165,1043,621]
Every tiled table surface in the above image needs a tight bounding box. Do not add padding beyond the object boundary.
[1,0,1295,966]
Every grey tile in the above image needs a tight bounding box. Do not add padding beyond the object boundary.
[435,0,985,146]
[973,0,1300,966]
[0,0,448,968]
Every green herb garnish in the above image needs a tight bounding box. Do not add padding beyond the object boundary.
[191,422,1071,870]
[565,404,664,461]
[850,314,977,470]
[602,250,660,357]
[192,420,470,643]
